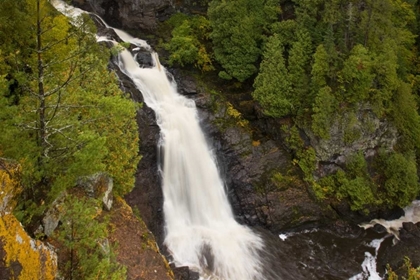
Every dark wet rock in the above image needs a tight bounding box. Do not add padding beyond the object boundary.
[72,0,173,32]
[400,222,420,239]
[134,50,153,68]
[378,222,420,274]
[372,223,387,234]
[168,69,198,95]
[170,265,200,280]
[192,93,333,232]
[178,76,198,95]
[329,219,364,237]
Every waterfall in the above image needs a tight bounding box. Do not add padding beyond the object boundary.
[51,1,266,279]
[117,44,264,280]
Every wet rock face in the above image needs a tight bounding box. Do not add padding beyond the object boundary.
[306,107,397,179]
[72,0,173,32]
[378,222,420,274]
[193,93,330,232]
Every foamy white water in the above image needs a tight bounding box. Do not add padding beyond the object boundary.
[50,0,85,20]
[349,238,384,280]
[118,48,264,280]
[50,1,266,278]
[360,200,420,239]
[351,200,420,280]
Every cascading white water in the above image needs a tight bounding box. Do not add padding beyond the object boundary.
[118,49,264,280]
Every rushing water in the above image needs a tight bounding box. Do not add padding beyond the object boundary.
[51,1,420,279]
[117,49,266,279]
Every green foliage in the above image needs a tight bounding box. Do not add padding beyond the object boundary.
[318,152,378,212]
[311,86,337,139]
[56,195,127,280]
[164,14,214,71]
[253,34,293,117]
[287,27,313,111]
[343,111,361,144]
[386,257,420,280]
[208,0,279,82]
[282,125,316,182]
[282,125,304,152]
[0,0,140,221]
[379,151,419,208]
[297,147,317,182]
[335,152,378,211]
[110,42,131,56]
[336,171,376,212]
[246,0,420,211]
[339,44,374,103]
[391,82,420,151]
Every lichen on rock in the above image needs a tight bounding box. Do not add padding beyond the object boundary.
[0,162,57,279]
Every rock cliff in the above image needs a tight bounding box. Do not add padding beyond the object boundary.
[72,0,173,32]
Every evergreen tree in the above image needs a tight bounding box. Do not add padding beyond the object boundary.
[208,0,279,82]
[56,196,126,280]
[253,34,292,117]
[0,0,140,220]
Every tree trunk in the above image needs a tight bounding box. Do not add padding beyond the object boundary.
[37,0,46,163]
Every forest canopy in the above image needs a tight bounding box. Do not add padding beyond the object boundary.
[162,0,420,211]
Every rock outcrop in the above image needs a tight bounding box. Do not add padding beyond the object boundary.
[0,161,57,280]
[72,0,173,32]
[305,106,398,178]
[78,172,114,211]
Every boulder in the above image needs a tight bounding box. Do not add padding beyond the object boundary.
[77,173,114,211]
[0,214,57,279]
[42,194,66,237]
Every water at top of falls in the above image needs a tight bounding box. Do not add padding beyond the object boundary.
[118,46,265,280]
[50,0,85,19]
[51,0,150,50]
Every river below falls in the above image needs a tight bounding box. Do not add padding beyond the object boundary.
[257,227,386,279]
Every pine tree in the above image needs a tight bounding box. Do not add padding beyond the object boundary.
[253,34,293,117]
[208,0,279,82]
[56,196,127,280]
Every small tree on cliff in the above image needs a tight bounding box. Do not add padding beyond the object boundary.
[56,195,126,280]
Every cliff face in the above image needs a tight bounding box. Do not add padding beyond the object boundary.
[0,161,57,280]
[72,0,173,31]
